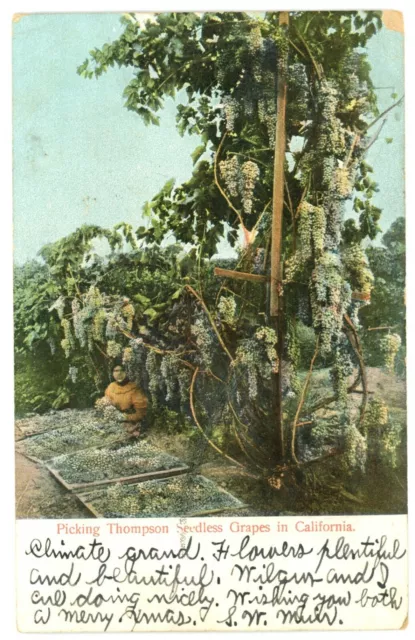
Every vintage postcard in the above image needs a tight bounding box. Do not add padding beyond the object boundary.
[13,9,407,632]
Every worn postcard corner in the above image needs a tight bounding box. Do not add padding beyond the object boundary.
[400,614,408,630]
[382,10,404,32]
[12,13,27,24]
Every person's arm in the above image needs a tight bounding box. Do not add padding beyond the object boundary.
[123,388,148,422]
[95,386,112,409]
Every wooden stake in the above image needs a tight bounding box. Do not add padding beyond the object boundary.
[271,11,289,460]
[214,267,269,283]
[270,11,289,316]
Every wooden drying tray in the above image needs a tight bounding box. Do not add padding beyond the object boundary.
[15,446,49,466]
[47,463,190,493]
[76,476,247,518]
[188,504,249,517]
[15,410,104,439]
[79,498,248,519]
[15,434,130,466]
[16,422,75,440]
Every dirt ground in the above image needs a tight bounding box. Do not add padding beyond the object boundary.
[15,366,407,519]
[15,451,92,519]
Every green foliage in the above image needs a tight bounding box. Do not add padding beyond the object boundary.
[360,218,405,370]
[14,261,59,353]
[287,321,316,369]
[14,232,194,415]
[77,11,386,255]
[15,351,68,415]
[150,407,192,436]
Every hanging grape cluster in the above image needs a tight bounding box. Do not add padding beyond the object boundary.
[68,366,78,384]
[342,422,368,474]
[72,299,87,347]
[232,326,278,401]
[222,95,239,133]
[219,155,239,197]
[298,201,326,261]
[217,23,287,146]
[49,296,65,321]
[233,339,259,400]
[376,421,403,469]
[219,155,260,215]
[363,398,389,430]
[342,244,374,296]
[379,333,402,372]
[330,340,354,405]
[123,338,147,389]
[191,316,215,368]
[218,295,237,327]
[160,355,180,402]
[107,340,122,358]
[61,318,75,358]
[287,62,309,124]
[255,326,279,373]
[92,309,106,342]
[317,81,346,155]
[51,284,136,365]
[241,161,260,214]
[145,350,160,405]
[310,252,351,356]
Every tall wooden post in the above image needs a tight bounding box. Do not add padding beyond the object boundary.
[270,11,289,461]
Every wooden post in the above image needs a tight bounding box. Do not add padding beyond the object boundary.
[212,12,289,463]
[213,267,269,283]
[270,11,289,461]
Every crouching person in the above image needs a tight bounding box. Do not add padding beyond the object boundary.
[104,363,148,437]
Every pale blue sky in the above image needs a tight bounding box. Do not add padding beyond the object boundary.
[12,13,404,264]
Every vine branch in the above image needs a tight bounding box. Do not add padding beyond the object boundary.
[308,372,361,414]
[185,284,235,363]
[293,27,323,81]
[228,399,271,467]
[291,337,320,464]
[189,367,245,468]
[344,314,368,428]
[363,96,404,133]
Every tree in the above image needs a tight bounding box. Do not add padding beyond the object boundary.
[14,261,70,414]
[14,227,211,415]
[360,217,405,372]
[34,11,403,483]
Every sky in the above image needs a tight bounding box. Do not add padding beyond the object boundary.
[12,12,405,264]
